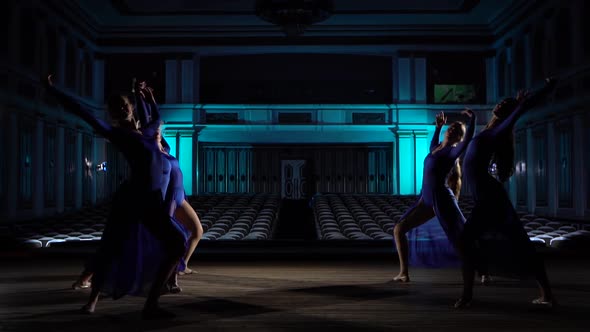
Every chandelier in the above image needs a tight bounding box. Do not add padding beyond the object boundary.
[255,0,334,36]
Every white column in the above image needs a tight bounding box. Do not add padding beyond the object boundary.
[508,176,517,205]
[391,55,398,102]
[192,55,202,124]
[55,124,65,213]
[179,130,194,196]
[165,59,179,104]
[93,137,106,202]
[389,131,398,195]
[505,43,514,95]
[546,123,557,216]
[523,32,533,89]
[32,116,44,217]
[525,127,535,213]
[414,58,427,103]
[75,130,83,209]
[192,126,206,196]
[181,58,194,103]
[485,57,497,103]
[4,112,18,220]
[193,54,201,104]
[573,113,585,217]
[93,57,105,103]
[397,58,411,103]
[398,130,415,195]
[75,46,83,95]
[56,31,66,86]
[414,130,429,194]
[89,135,97,205]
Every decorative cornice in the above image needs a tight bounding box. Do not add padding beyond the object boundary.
[44,0,100,46]
[110,0,480,16]
[489,0,546,41]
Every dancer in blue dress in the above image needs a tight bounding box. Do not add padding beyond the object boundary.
[45,75,186,318]
[135,81,203,291]
[455,78,557,308]
[70,83,191,296]
[393,109,475,282]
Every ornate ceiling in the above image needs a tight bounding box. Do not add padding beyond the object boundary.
[60,0,534,47]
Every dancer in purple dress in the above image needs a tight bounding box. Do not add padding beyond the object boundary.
[134,81,203,291]
[393,109,475,282]
[45,75,185,318]
[455,78,557,308]
[70,83,191,296]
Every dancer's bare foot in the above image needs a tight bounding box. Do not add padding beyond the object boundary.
[79,303,95,314]
[454,297,472,309]
[72,280,91,290]
[167,280,182,294]
[393,273,410,283]
[480,275,493,286]
[532,297,557,308]
[178,267,195,276]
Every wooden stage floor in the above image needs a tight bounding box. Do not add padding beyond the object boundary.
[1,254,590,331]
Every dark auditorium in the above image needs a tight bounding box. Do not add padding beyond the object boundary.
[1,0,589,330]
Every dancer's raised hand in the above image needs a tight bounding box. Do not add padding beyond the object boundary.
[435,111,447,128]
[461,108,474,118]
[516,89,529,102]
[46,74,54,87]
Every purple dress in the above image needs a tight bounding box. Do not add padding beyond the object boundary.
[135,92,191,274]
[404,115,476,267]
[461,82,555,278]
[46,84,186,299]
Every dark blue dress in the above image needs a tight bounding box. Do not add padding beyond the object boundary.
[46,85,186,299]
[406,115,476,267]
[461,84,554,278]
[135,92,191,273]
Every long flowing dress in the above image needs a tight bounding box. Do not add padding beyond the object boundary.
[135,91,191,274]
[46,84,186,299]
[405,115,476,267]
[461,84,554,278]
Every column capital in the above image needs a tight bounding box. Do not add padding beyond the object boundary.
[193,125,207,136]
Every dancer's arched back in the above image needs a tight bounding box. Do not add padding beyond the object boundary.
[393,109,475,282]
[455,78,557,308]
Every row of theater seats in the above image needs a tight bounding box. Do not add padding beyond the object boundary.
[312,194,475,240]
[4,192,589,250]
[521,214,590,249]
[312,193,590,249]
[186,194,280,240]
[9,204,110,248]
[7,194,280,248]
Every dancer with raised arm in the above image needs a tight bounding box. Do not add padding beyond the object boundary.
[45,75,186,318]
[393,109,475,282]
[135,80,203,291]
[455,78,557,308]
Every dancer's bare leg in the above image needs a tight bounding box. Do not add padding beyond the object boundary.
[455,223,477,309]
[142,209,186,319]
[142,254,182,318]
[393,199,435,282]
[174,200,203,274]
[533,257,556,306]
[455,260,475,308]
[72,271,93,289]
[81,286,101,313]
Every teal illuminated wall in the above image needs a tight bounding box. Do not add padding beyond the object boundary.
[179,135,193,196]
[161,104,487,195]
